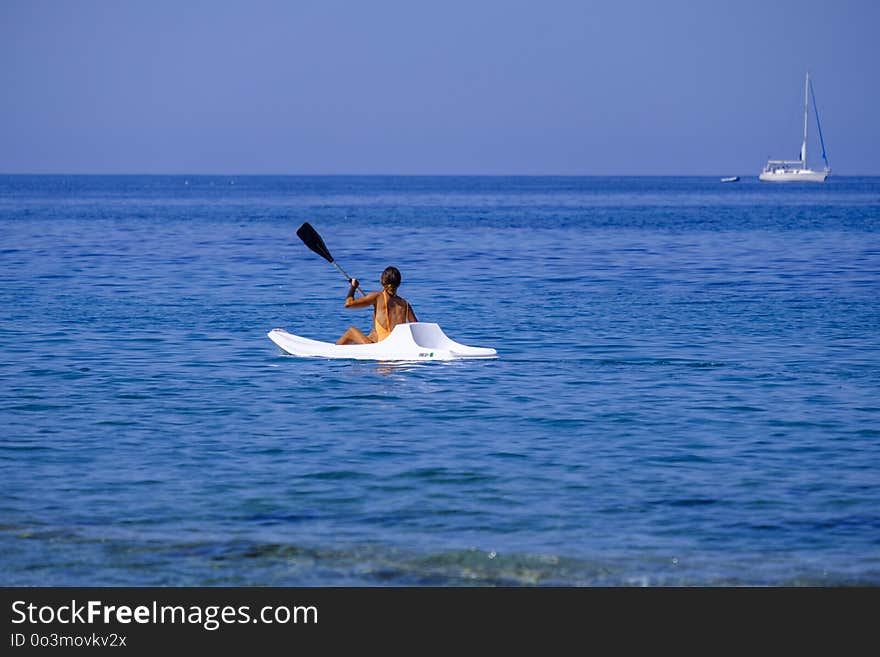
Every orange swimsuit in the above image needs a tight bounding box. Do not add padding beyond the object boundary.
[373,291,408,342]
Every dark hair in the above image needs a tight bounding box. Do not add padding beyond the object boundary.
[380,266,401,292]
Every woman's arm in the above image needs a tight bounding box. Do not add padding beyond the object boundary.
[343,280,378,309]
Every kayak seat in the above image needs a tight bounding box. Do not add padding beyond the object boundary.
[406,322,455,350]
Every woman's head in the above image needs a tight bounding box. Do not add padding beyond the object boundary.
[380,266,401,294]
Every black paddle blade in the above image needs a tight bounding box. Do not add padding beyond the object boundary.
[296,222,334,263]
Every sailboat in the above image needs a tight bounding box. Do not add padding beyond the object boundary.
[759,72,830,182]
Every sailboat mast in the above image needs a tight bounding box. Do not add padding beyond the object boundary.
[801,72,809,165]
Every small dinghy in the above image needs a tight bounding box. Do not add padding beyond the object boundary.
[268,322,497,361]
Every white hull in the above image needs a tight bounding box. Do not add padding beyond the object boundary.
[268,322,497,361]
[759,169,828,182]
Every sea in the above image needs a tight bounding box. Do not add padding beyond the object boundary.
[1,175,879,586]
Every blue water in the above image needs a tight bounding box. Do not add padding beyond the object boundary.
[2,175,879,586]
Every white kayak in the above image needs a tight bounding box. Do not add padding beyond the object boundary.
[268,322,497,361]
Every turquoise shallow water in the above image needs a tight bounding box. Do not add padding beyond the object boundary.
[1,175,879,585]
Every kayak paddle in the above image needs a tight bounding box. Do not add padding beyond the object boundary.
[296,222,366,296]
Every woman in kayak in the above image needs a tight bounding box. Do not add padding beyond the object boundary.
[336,266,418,345]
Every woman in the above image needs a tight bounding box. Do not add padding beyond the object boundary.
[336,266,418,345]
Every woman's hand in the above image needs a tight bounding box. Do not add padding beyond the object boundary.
[346,278,360,300]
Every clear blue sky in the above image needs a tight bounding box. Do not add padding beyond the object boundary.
[2,0,878,175]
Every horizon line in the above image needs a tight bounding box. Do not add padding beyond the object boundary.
[1,171,875,178]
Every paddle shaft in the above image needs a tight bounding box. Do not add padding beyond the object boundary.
[332,262,366,297]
